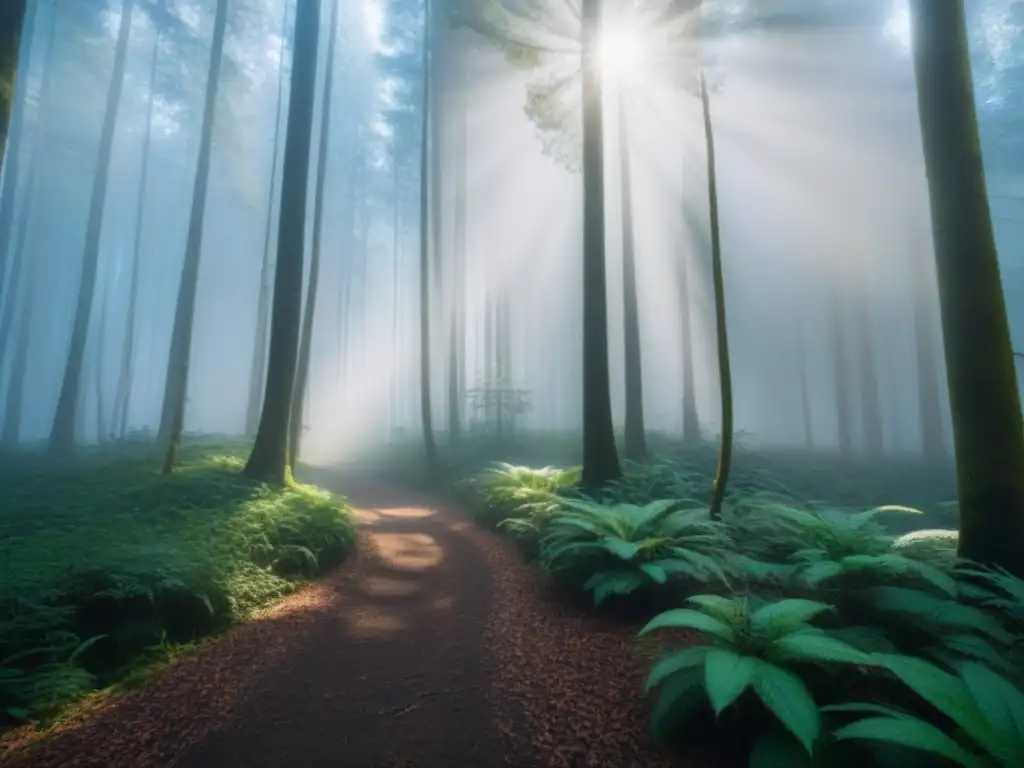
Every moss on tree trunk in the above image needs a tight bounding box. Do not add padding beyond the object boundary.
[910,0,1024,575]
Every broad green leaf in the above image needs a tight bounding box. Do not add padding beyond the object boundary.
[602,536,640,561]
[750,599,833,638]
[749,729,817,768]
[639,562,668,584]
[833,716,984,768]
[878,655,996,750]
[686,594,745,624]
[957,662,1024,761]
[769,632,874,666]
[639,608,735,642]
[645,646,711,692]
[649,669,705,742]
[704,648,756,715]
[750,660,820,755]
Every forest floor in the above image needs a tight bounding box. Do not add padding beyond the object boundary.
[0,469,729,768]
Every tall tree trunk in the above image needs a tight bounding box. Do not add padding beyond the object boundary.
[289,0,338,468]
[910,0,1024,575]
[702,70,733,521]
[794,308,813,448]
[0,0,31,300]
[678,229,699,442]
[48,0,134,457]
[829,286,853,455]
[418,0,437,468]
[913,229,946,461]
[446,82,467,444]
[159,0,229,474]
[245,0,290,437]
[617,93,646,462]
[390,137,400,439]
[579,0,620,488]
[243,0,320,485]
[113,30,159,441]
[1,243,34,444]
[855,301,884,455]
[95,287,108,442]
[0,160,32,367]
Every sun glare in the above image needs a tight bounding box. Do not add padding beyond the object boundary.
[599,25,648,82]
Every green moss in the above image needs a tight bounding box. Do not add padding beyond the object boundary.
[0,440,355,724]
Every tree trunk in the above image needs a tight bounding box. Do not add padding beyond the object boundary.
[794,309,813,448]
[1,244,34,444]
[678,231,699,442]
[289,0,338,468]
[113,30,159,441]
[855,301,884,455]
[446,83,467,444]
[243,0,320,485]
[702,71,733,522]
[910,0,1024,575]
[95,287,108,442]
[418,0,437,468]
[579,0,620,488]
[245,0,290,437]
[617,93,647,462]
[159,0,229,474]
[48,0,134,457]
[829,285,853,455]
[913,229,946,461]
[0,0,31,299]
[390,135,400,439]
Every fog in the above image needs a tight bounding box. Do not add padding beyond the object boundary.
[0,0,1020,466]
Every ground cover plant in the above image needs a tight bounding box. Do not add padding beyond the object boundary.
[0,439,355,726]
[456,435,1024,766]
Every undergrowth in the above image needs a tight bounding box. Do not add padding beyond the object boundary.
[0,440,355,726]
[464,452,1024,767]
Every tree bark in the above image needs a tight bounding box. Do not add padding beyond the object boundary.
[0,0,31,300]
[913,228,946,461]
[245,0,290,437]
[243,0,320,485]
[702,71,733,521]
[159,0,229,474]
[113,30,160,441]
[48,0,134,457]
[418,0,438,468]
[910,0,1024,575]
[617,93,647,462]
[289,0,339,468]
[579,0,620,488]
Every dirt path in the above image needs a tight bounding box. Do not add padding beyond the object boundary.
[2,472,710,768]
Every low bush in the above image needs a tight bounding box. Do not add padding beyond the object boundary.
[0,442,355,724]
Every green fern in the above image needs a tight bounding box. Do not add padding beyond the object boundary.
[827,656,1024,767]
[639,595,876,756]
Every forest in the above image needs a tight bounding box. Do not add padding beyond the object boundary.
[0,0,1022,765]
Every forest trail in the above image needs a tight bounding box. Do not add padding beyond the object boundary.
[2,470,695,768]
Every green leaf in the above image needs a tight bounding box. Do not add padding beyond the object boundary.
[649,669,705,742]
[878,654,996,750]
[750,660,820,755]
[645,646,711,692]
[956,662,1024,761]
[639,608,735,642]
[750,599,833,638]
[639,562,668,584]
[704,648,756,715]
[602,536,640,561]
[686,594,745,624]
[750,729,817,768]
[769,632,874,666]
[832,717,984,768]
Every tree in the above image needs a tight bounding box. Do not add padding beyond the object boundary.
[419,0,438,468]
[0,0,28,178]
[290,0,340,467]
[112,30,161,442]
[617,92,646,461]
[701,68,732,521]
[910,0,1024,575]
[246,0,291,437]
[48,0,135,457]
[0,0,34,309]
[244,0,320,485]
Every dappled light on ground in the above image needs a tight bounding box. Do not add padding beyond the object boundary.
[369,531,445,570]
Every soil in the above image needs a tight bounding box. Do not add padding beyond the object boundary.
[0,472,733,768]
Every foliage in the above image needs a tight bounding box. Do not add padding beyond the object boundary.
[639,595,875,755]
[468,461,581,531]
[538,499,732,604]
[828,655,1024,767]
[0,441,355,723]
